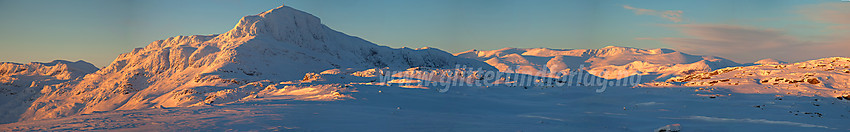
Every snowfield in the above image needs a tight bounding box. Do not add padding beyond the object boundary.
[3,72,849,131]
[1,5,849,131]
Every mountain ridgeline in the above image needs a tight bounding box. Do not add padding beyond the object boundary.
[0,60,97,123]
[18,5,493,121]
[9,5,823,123]
[455,46,740,80]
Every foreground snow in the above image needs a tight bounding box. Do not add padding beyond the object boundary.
[2,81,848,131]
[3,64,850,131]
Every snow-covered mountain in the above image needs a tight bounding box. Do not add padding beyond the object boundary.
[753,58,788,65]
[455,46,740,80]
[0,60,97,123]
[19,5,493,121]
[3,4,850,131]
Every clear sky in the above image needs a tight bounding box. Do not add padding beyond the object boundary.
[1,0,847,67]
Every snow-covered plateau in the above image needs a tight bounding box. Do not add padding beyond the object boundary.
[1,5,848,131]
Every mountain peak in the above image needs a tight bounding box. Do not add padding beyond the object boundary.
[222,5,327,44]
[754,58,786,65]
[601,46,633,49]
[259,5,306,17]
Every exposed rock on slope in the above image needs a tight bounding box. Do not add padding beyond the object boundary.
[656,57,850,97]
[0,60,97,123]
[21,5,493,121]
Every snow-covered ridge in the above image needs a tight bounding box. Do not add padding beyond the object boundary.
[455,46,739,80]
[0,60,97,123]
[649,57,850,97]
[753,58,787,65]
[20,5,493,121]
[0,60,97,81]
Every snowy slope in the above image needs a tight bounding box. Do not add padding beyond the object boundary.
[455,46,739,80]
[0,60,97,123]
[650,57,850,98]
[19,5,493,121]
[3,67,850,131]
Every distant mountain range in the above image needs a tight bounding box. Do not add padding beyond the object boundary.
[455,46,739,80]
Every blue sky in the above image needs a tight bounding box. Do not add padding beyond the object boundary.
[0,0,847,67]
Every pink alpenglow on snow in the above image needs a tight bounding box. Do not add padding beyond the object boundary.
[0,2,849,132]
